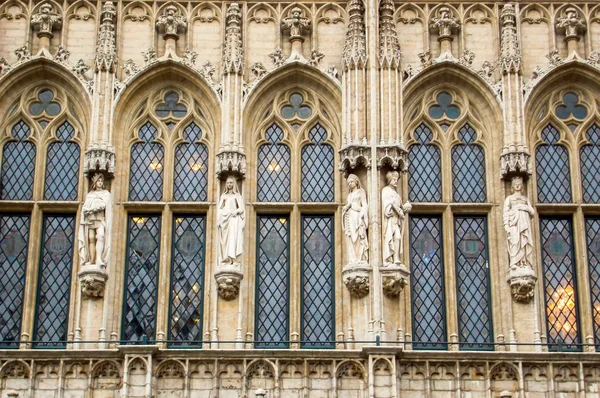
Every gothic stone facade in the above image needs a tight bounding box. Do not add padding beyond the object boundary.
[1,0,600,397]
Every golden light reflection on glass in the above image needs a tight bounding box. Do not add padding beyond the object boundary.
[279,218,287,224]
[192,283,200,292]
[132,217,147,224]
[267,161,280,172]
[547,284,577,335]
[190,163,205,172]
[149,161,162,170]
[175,218,183,224]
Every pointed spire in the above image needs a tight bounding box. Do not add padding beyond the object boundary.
[378,0,401,69]
[94,1,117,72]
[500,4,522,74]
[222,3,244,75]
[342,0,367,70]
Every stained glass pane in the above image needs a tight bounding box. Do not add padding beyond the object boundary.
[255,216,289,348]
[540,217,580,351]
[301,216,334,348]
[33,215,75,348]
[580,125,600,203]
[0,215,30,348]
[454,216,493,350]
[301,124,334,202]
[173,124,208,201]
[408,124,442,202]
[536,125,571,203]
[44,122,80,201]
[452,124,486,203]
[410,216,446,349]
[585,218,600,348]
[129,123,164,201]
[122,215,161,342]
[257,124,291,202]
[1,121,35,200]
[169,216,205,347]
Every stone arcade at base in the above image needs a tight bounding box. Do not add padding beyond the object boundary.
[1,0,600,396]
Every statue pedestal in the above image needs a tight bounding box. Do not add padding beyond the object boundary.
[507,266,537,303]
[215,263,243,301]
[380,263,410,298]
[342,262,371,298]
[78,263,108,299]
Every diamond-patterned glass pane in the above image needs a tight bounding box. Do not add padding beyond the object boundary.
[536,125,571,203]
[258,124,291,202]
[408,124,442,202]
[169,216,205,347]
[301,216,334,348]
[123,215,161,342]
[452,125,486,203]
[0,215,30,348]
[44,122,80,201]
[454,216,493,350]
[580,125,600,203]
[174,124,208,201]
[301,124,334,202]
[409,216,446,349]
[540,218,580,351]
[1,121,35,200]
[256,216,289,348]
[585,218,600,349]
[129,123,164,201]
[34,215,75,348]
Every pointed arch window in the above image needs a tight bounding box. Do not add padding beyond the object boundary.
[580,124,600,203]
[129,122,164,201]
[173,123,208,202]
[408,124,442,202]
[44,122,80,201]
[451,124,486,203]
[1,121,36,200]
[301,124,334,202]
[257,124,291,202]
[536,125,572,203]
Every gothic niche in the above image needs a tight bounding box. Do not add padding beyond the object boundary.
[215,176,245,300]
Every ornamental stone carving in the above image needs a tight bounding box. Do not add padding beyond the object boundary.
[343,268,370,299]
[381,265,409,298]
[342,174,369,266]
[342,0,367,70]
[215,268,242,301]
[503,177,537,303]
[500,151,531,179]
[378,0,401,69]
[382,171,411,267]
[223,3,244,75]
[78,173,112,268]
[95,1,117,72]
[430,7,460,42]
[377,145,408,172]
[500,4,522,74]
[31,3,62,39]
[216,151,247,179]
[339,145,371,174]
[156,5,187,40]
[281,7,310,42]
[217,177,245,266]
[79,271,108,299]
[84,142,116,176]
[556,7,586,43]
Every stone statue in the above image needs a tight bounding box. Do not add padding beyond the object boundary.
[430,6,460,39]
[503,177,535,270]
[382,171,411,266]
[281,7,310,40]
[78,173,112,267]
[31,3,62,37]
[556,7,586,40]
[156,5,187,39]
[217,176,245,265]
[342,174,369,264]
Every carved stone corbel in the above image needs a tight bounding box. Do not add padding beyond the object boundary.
[215,264,243,301]
[342,264,371,299]
[78,264,108,300]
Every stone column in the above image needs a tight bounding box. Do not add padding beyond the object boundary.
[214,3,246,349]
[498,4,541,351]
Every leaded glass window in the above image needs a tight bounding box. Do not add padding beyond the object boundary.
[44,122,80,201]
[0,215,30,348]
[301,124,334,202]
[585,218,600,348]
[255,216,289,348]
[409,216,446,349]
[173,123,208,201]
[1,121,35,200]
[536,125,572,203]
[540,217,580,351]
[454,216,493,350]
[408,124,442,202]
[169,216,205,347]
[301,216,334,348]
[129,122,164,201]
[33,215,75,348]
[580,125,600,203]
[452,124,486,203]
[257,124,291,202]
[122,215,161,342]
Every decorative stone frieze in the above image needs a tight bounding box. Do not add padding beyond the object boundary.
[381,264,409,298]
[377,145,408,172]
[378,0,401,70]
[84,142,116,176]
[500,4,522,74]
[95,1,117,73]
[223,3,244,75]
[500,151,532,179]
[342,264,371,299]
[215,264,243,301]
[31,3,62,40]
[342,0,367,70]
[216,151,247,179]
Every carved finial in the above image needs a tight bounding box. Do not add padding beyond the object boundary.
[282,7,311,42]
[31,3,62,39]
[342,0,367,70]
[223,3,244,74]
[556,7,586,46]
[156,5,187,40]
[95,1,117,72]
[500,4,522,74]
[430,7,460,42]
[378,0,401,69]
